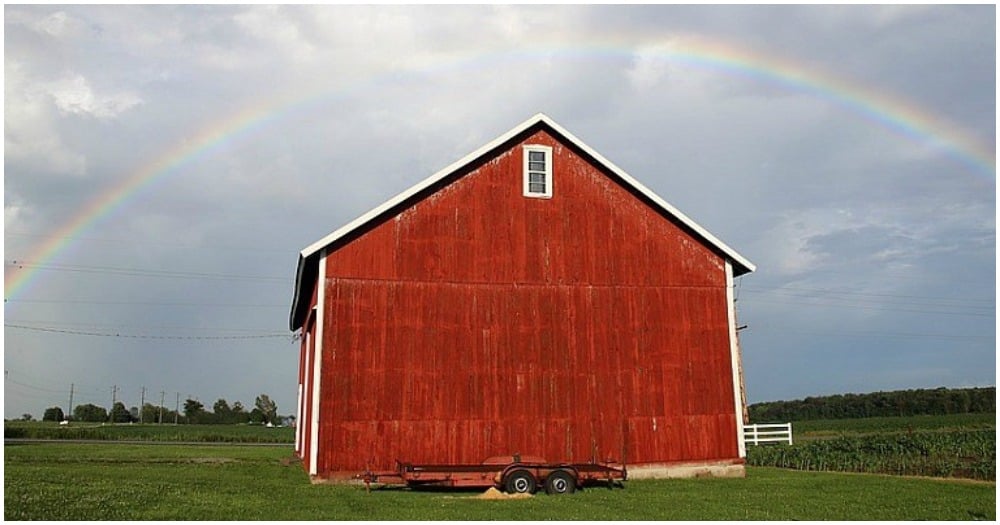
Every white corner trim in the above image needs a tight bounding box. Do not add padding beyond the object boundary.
[309,250,327,476]
[725,261,746,458]
[296,324,312,455]
[294,382,303,454]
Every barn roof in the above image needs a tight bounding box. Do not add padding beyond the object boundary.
[290,113,755,330]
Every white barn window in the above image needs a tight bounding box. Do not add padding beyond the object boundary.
[523,145,553,198]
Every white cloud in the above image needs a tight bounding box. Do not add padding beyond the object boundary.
[6,9,86,39]
[33,11,74,36]
[4,196,31,230]
[4,62,87,177]
[45,74,143,119]
[627,43,674,91]
[233,6,316,63]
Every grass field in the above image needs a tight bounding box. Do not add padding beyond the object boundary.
[3,421,294,443]
[3,442,995,520]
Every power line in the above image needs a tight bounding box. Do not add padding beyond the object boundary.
[5,377,68,394]
[741,285,994,306]
[4,260,288,283]
[5,319,284,334]
[5,383,103,405]
[746,297,993,317]
[4,230,295,254]
[4,385,67,402]
[5,323,290,340]
[6,298,288,308]
[747,326,994,342]
[6,371,108,394]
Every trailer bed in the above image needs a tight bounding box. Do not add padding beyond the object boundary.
[360,455,626,495]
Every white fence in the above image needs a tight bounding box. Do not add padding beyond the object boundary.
[744,423,793,445]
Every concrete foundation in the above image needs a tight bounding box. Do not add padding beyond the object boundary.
[625,459,746,480]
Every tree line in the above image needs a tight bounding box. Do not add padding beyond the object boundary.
[38,394,284,425]
[748,386,995,422]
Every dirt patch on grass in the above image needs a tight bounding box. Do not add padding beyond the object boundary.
[475,487,533,500]
[187,457,236,464]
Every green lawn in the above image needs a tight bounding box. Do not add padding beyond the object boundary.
[4,443,995,520]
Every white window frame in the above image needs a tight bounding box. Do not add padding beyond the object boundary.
[522,145,553,199]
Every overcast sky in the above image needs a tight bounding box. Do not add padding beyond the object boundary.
[4,5,995,420]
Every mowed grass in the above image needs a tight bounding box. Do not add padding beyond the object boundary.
[4,443,995,521]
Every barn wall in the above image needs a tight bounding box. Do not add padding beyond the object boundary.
[314,130,737,476]
[296,282,319,470]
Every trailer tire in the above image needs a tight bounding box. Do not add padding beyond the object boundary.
[503,469,537,494]
[544,470,576,495]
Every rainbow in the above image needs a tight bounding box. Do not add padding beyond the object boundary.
[5,35,994,303]
[643,35,994,175]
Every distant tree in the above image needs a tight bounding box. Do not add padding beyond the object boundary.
[141,403,161,424]
[231,401,249,424]
[748,387,996,422]
[110,402,133,423]
[213,399,232,424]
[184,398,205,424]
[74,404,108,422]
[20,413,33,421]
[42,406,65,422]
[248,408,265,424]
[255,394,278,425]
[969,388,994,412]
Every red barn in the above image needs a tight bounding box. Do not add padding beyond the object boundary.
[289,114,755,482]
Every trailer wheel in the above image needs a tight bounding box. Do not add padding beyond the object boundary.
[544,470,576,495]
[503,469,537,494]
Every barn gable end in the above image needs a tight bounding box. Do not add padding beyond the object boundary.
[290,114,755,481]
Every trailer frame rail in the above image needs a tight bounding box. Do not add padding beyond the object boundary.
[359,454,627,495]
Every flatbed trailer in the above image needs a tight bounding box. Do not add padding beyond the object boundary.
[359,455,627,495]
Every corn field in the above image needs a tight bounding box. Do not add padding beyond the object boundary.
[746,429,995,480]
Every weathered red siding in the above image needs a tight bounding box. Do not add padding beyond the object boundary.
[312,129,737,477]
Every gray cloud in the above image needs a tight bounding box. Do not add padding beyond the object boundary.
[4,5,994,418]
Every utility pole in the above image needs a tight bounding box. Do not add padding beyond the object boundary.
[159,391,165,424]
[174,393,180,425]
[733,299,750,426]
[139,386,146,424]
[110,384,118,423]
[67,383,74,421]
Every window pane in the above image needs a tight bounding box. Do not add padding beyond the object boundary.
[528,161,546,171]
[529,151,546,162]
[529,182,546,193]
[529,172,545,183]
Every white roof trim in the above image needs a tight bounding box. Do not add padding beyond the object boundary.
[298,113,755,273]
[300,113,548,258]
[291,113,755,329]
[538,115,755,274]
